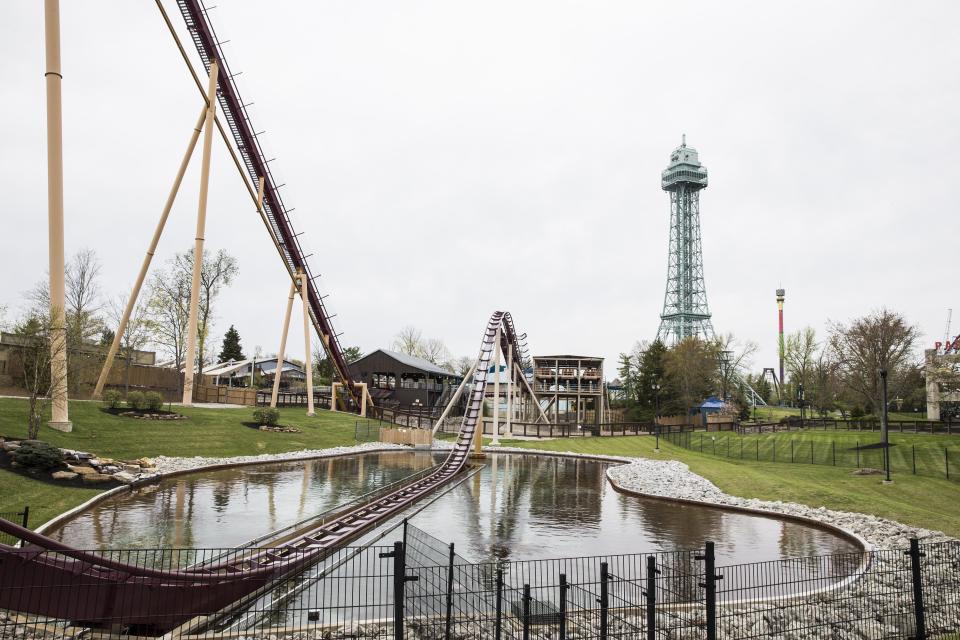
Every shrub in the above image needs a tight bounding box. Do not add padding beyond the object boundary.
[144,391,164,412]
[850,406,865,419]
[253,407,280,426]
[102,390,122,410]
[126,391,147,411]
[11,441,63,470]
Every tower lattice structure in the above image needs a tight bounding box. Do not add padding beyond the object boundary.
[656,136,715,345]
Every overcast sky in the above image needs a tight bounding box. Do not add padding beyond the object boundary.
[2,1,958,375]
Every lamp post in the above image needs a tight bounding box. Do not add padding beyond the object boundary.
[880,369,891,483]
[653,383,661,451]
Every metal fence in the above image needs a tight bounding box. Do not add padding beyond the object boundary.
[0,507,28,547]
[663,428,959,482]
[740,417,959,435]
[2,521,957,640]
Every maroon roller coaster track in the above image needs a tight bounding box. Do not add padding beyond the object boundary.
[0,311,525,634]
[174,0,362,407]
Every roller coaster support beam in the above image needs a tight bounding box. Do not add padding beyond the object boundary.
[506,342,514,437]
[44,0,70,431]
[181,60,220,405]
[491,326,502,445]
[515,361,552,424]
[431,361,477,435]
[269,279,297,408]
[93,105,208,399]
[300,269,315,416]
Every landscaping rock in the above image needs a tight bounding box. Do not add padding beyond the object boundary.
[51,470,79,480]
[81,473,115,484]
[121,464,141,474]
[112,471,138,484]
[66,464,98,475]
[852,468,884,475]
[1,441,20,452]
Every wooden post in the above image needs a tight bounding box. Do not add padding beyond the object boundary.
[270,278,297,408]
[300,269,315,416]
[181,60,219,405]
[331,381,340,412]
[44,0,70,431]
[93,104,208,399]
[431,361,476,435]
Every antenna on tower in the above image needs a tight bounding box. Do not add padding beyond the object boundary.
[681,133,686,147]
[945,309,953,347]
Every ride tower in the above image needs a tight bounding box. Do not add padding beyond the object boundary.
[656,136,715,344]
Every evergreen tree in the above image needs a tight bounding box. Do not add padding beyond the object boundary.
[218,325,245,362]
[636,340,670,410]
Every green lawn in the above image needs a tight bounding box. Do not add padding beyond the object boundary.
[748,405,926,422]
[0,397,366,528]
[501,435,960,538]
[0,397,364,459]
[663,429,957,481]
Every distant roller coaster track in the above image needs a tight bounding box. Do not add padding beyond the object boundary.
[0,311,526,634]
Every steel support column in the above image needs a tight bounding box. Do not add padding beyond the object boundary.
[181,60,220,405]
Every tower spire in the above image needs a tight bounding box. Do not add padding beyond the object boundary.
[656,137,715,345]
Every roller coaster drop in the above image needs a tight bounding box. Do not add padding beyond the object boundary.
[0,311,526,633]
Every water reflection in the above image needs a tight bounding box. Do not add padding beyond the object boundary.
[406,454,857,565]
[48,452,857,568]
[49,452,438,549]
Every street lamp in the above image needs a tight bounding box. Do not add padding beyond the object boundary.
[653,383,662,451]
[880,369,891,483]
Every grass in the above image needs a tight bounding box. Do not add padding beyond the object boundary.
[666,429,957,480]
[748,405,926,421]
[0,396,364,528]
[0,397,363,459]
[502,434,960,537]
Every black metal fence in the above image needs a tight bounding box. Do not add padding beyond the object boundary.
[0,506,28,546]
[663,428,959,482]
[1,522,957,639]
[741,417,959,435]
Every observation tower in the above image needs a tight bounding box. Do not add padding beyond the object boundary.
[656,136,715,344]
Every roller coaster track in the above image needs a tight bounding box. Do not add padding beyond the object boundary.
[0,311,525,634]
[172,0,361,406]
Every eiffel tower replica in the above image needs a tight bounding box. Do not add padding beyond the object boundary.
[656,136,715,344]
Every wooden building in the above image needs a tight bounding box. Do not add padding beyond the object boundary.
[532,355,605,425]
[348,349,462,408]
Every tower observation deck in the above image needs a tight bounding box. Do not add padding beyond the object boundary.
[656,136,715,344]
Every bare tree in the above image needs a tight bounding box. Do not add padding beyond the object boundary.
[393,325,424,356]
[146,263,191,393]
[713,333,758,400]
[11,311,68,439]
[452,355,475,377]
[784,327,819,395]
[173,248,239,375]
[107,294,151,395]
[828,308,921,414]
[421,338,452,368]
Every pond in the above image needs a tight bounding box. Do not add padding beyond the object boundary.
[48,451,857,565]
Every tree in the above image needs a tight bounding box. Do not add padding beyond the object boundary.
[636,340,669,410]
[784,327,818,401]
[451,355,474,377]
[174,248,239,375]
[218,325,245,362]
[27,248,105,394]
[393,325,424,356]
[828,309,921,415]
[107,294,151,396]
[314,345,363,385]
[663,337,718,415]
[11,312,68,439]
[146,261,191,391]
[713,333,758,401]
